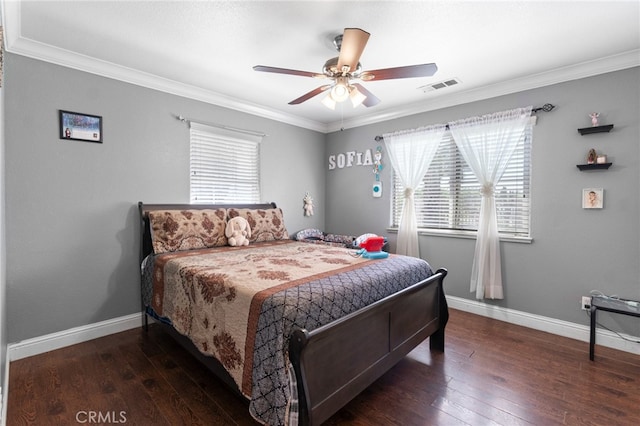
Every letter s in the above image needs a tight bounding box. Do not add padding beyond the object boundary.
[328,155,336,170]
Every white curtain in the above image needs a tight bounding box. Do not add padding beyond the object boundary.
[383,124,447,257]
[448,106,532,299]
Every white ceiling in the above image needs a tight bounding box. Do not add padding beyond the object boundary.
[3,1,639,132]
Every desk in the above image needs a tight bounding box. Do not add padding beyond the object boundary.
[590,295,640,360]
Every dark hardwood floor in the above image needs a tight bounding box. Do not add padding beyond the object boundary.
[7,308,640,425]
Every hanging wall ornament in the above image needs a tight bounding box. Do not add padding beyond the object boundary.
[373,146,384,179]
[303,192,314,216]
[372,146,383,197]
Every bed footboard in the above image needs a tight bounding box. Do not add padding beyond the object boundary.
[289,268,448,426]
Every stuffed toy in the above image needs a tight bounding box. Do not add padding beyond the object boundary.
[225,216,251,246]
[355,235,389,259]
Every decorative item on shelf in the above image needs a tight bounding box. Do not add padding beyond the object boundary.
[577,148,611,170]
[303,192,314,217]
[582,188,604,209]
[589,112,600,127]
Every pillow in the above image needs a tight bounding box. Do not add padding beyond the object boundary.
[324,233,355,246]
[294,228,324,241]
[148,209,227,254]
[227,207,289,243]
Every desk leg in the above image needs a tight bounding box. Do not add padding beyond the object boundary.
[589,305,597,361]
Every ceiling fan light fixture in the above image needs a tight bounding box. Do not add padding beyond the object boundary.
[330,77,350,102]
[321,93,337,110]
[254,28,438,110]
[349,86,367,107]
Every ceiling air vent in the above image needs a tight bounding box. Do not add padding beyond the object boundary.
[420,78,461,93]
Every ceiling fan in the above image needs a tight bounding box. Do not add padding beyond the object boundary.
[253,28,438,109]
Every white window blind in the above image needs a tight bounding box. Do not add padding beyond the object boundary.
[392,122,533,237]
[189,122,262,203]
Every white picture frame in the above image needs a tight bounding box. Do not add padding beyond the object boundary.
[582,188,604,209]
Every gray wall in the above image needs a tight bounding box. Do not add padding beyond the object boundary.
[4,53,326,342]
[326,67,640,333]
[3,50,639,344]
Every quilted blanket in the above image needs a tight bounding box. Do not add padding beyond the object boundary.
[149,240,433,425]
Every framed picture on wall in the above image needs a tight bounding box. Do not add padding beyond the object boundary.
[59,110,102,143]
[582,188,604,209]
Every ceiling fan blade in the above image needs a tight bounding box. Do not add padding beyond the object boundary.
[351,83,380,107]
[336,28,370,73]
[253,65,325,79]
[361,63,438,81]
[288,85,332,105]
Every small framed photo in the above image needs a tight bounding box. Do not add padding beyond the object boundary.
[59,110,102,143]
[582,188,603,209]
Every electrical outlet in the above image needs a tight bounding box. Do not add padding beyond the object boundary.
[581,296,591,310]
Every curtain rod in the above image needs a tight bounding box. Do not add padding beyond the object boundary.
[373,103,555,142]
[176,115,268,138]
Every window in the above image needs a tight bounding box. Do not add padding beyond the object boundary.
[189,122,261,203]
[391,121,533,237]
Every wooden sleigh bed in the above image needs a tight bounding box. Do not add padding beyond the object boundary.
[138,202,448,425]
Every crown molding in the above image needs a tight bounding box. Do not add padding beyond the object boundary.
[1,0,328,133]
[3,0,637,135]
[5,36,329,133]
[327,49,640,132]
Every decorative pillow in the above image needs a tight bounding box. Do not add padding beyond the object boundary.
[148,209,227,254]
[294,228,324,241]
[324,233,356,246]
[227,207,289,243]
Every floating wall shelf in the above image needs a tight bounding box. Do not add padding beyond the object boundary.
[576,163,612,171]
[578,124,614,135]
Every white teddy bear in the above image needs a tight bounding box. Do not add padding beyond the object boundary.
[225,216,251,246]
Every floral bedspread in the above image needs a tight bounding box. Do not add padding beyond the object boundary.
[147,240,433,425]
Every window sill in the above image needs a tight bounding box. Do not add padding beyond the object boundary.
[385,227,533,244]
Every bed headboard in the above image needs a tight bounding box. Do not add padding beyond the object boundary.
[138,201,277,263]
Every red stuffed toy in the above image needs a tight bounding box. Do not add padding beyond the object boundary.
[359,236,385,252]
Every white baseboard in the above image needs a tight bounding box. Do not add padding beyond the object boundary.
[0,300,634,426]
[447,295,640,356]
[8,313,144,361]
[3,313,145,426]
[5,300,639,364]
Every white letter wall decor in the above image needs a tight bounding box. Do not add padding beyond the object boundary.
[363,149,373,166]
[328,148,374,170]
[328,155,336,170]
[346,151,356,167]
